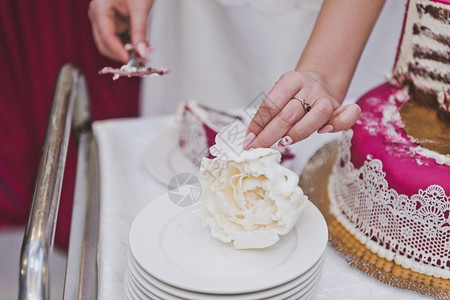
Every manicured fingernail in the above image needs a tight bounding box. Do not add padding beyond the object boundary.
[136,41,149,58]
[243,132,256,149]
[318,124,334,134]
[278,136,293,147]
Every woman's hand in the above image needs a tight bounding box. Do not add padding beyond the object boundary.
[88,0,154,63]
[244,70,361,149]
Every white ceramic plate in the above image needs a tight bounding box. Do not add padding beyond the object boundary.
[127,261,321,300]
[128,250,324,300]
[124,272,133,299]
[127,266,320,300]
[124,274,136,300]
[300,280,318,300]
[143,127,303,186]
[128,248,324,300]
[129,193,328,294]
[127,270,164,300]
[143,127,196,186]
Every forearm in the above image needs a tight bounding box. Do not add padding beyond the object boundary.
[296,0,385,101]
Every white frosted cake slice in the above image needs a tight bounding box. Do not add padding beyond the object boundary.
[176,101,295,167]
[176,101,240,167]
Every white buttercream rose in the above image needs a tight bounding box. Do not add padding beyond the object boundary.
[200,130,306,249]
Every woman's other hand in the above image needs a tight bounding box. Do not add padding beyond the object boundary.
[88,0,154,63]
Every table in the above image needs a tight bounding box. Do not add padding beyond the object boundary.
[93,115,430,300]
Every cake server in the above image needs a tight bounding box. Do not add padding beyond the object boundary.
[99,31,169,80]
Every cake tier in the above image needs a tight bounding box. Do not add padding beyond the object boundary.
[394,0,450,116]
[330,82,450,279]
[351,83,450,194]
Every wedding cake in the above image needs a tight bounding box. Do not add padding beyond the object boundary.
[329,0,450,279]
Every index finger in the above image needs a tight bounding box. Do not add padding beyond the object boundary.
[246,71,305,138]
[96,16,129,63]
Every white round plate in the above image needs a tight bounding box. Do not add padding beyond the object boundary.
[128,248,324,300]
[124,273,133,299]
[128,260,321,300]
[127,270,164,300]
[306,281,319,300]
[286,279,317,300]
[125,272,151,300]
[143,127,196,186]
[143,127,303,186]
[298,280,318,300]
[127,263,320,300]
[129,193,328,294]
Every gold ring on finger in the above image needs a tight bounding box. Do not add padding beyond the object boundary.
[292,97,311,113]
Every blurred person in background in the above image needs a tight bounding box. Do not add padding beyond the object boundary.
[0,0,140,249]
[89,0,406,146]
[0,0,405,250]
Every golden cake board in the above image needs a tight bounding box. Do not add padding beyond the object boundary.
[299,141,450,299]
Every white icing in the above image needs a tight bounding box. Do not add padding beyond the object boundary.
[119,64,140,74]
[416,147,450,166]
[329,130,450,279]
[99,64,168,80]
[416,7,450,36]
[410,58,450,83]
[411,55,450,77]
[200,124,306,249]
[412,76,450,92]
[413,35,450,54]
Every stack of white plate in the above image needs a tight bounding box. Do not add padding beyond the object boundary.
[125,193,328,300]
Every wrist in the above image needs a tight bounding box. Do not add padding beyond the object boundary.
[294,69,345,102]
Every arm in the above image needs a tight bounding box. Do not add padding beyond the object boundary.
[298,0,385,100]
[244,0,385,149]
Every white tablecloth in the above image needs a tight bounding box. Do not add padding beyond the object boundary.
[93,116,430,300]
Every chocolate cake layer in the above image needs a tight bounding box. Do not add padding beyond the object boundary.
[413,43,450,63]
[417,3,450,24]
[412,23,450,47]
[408,62,450,84]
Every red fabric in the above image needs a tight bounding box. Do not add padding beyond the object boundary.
[0,0,140,249]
